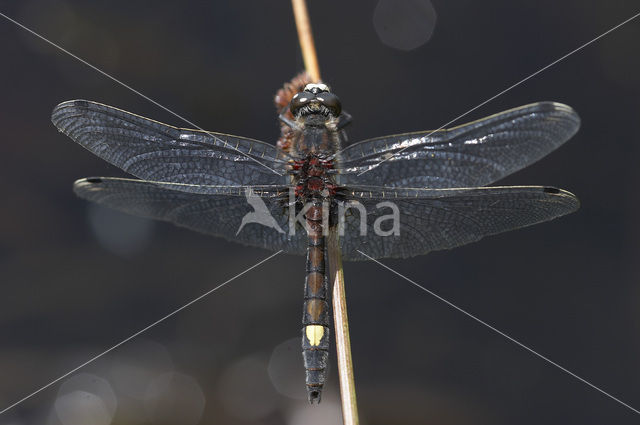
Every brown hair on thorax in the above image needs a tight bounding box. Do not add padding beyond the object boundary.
[274,72,314,153]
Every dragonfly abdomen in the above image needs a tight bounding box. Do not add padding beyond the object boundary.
[301,201,330,403]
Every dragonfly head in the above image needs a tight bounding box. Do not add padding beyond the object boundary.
[290,83,342,119]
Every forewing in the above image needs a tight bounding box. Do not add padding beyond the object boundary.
[74,177,306,255]
[339,102,579,188]
[53,100,288,192]
[337,185,579,260]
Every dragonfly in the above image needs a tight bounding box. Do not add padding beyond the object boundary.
[52,75,580,403]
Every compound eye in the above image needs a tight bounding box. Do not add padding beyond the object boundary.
[316,92,342,116]
[290,91,313,115]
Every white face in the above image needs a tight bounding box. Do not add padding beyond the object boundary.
[303,83,330,93]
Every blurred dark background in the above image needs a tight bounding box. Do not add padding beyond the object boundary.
[1,1,639,424]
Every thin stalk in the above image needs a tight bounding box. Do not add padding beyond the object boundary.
[291,0,321,82]
[328,230,359,425]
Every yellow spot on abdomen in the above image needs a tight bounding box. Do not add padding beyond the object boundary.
[305,325,325,346]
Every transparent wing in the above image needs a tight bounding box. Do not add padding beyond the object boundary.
[74,177,306,255]
[336,185,579,260]
[339,102,580,188]
[53,100,288,192]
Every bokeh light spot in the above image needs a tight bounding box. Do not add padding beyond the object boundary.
[144,372,206,425]
[55,373,116,425]
[373,0,437,51]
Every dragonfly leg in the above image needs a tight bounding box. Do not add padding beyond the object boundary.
[338,111,353,129]
[279,106,300,130]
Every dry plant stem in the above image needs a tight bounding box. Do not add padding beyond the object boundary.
[291,0,321,82]
[328,229,360,425]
